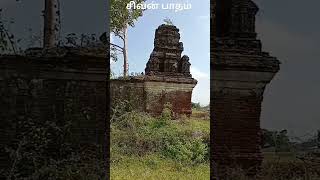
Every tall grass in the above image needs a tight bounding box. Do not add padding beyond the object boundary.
[110,102,210,179]
[216,153,320,180]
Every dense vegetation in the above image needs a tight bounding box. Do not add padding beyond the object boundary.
[110,101,210,179]
[1,112,106,179]
[219,129,320,180]
[220,152,320,180]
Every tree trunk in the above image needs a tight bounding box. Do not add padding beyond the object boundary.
[123,27,128,77]
[43,0,58,49]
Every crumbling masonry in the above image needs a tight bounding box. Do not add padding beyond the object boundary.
[0,48,107,173]
[211,0,280,176]
[110,24,197,117]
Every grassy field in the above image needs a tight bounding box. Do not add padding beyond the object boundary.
[110,107,210,180]
[111,154,209,180]
[259,152,320,180]
[220,151,320,180]
[111,105,320,180]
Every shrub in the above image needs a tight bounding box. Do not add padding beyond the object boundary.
[163,137,208,165]
[161,102,173,120]
[110,101,209,165]
[2,118,106,180]
[191,102,201,110]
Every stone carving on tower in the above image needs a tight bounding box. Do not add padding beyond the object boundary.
[230,0,258,38]
[145,24,192,78]
[213,0,263,52]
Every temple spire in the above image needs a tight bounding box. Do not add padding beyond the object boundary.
[145,24,192,78]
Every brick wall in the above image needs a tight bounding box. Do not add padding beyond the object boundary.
[211,54,280,177]
[110,78,145,112]
[0,54,107,173]
[110,75,197,117]
[212,90,264,174]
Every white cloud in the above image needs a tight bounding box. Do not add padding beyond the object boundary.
[190,66,209,79]
[190,66,210,106]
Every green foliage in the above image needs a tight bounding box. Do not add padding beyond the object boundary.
[192,102,201,109]
[111,154,210,180]
[110,43,120,62]
[2,97,106,179]
[163,138,208,165]
[262,129,292,152]
[159,102,172,124]
[110,0,145,71]
[3,118,106,179]
[221,152,320,180]
[110,104,210,179]
[111,101,209,166]
[210,150,320,179]
[110,0,145,33]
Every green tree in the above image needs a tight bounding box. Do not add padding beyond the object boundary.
[261,129,275,148]
[275,129,291,152]
[192,102,201,110]
[261,129,291,152]
[110,0,145,77]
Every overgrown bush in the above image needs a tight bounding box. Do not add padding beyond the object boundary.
[1,97,106,179]
[111,101,209,166]
[191,102,201,110]
[163,138,208,165]
[2,118,107,180]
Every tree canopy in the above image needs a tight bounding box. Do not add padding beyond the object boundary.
[110,0,145,77]
[110,0,145,35]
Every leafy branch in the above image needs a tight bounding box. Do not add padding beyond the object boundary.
[0,9,18,54]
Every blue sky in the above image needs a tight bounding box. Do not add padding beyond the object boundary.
[111,0,210,106]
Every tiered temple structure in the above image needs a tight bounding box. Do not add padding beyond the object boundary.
[145,24,191,77]
[211,0,280,177]
[110,24,197,117]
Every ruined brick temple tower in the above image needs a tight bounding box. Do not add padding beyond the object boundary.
[145,24,192,78]
[110,24,197,117]
[211,0,280,175]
